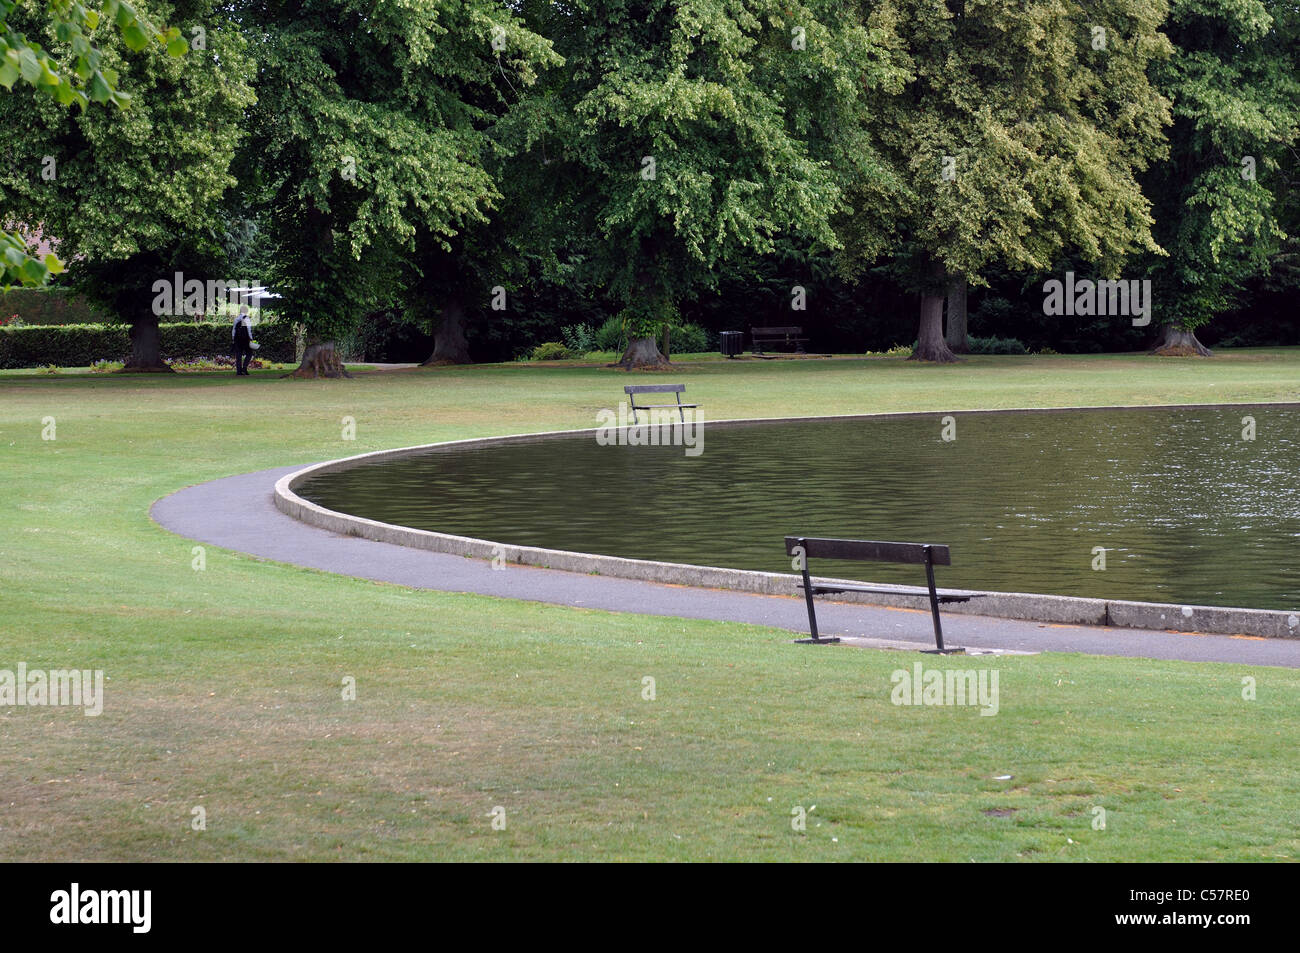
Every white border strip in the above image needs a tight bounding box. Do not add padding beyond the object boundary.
[273,408,1300,640]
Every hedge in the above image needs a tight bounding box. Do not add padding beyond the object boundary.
[0,319,297,369]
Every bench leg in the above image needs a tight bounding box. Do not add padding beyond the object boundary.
[801,566,821,642]
[924,552,945,652]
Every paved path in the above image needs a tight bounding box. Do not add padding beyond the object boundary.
[150,466,1300,668]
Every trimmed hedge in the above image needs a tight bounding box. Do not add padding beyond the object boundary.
[0,319,297,369]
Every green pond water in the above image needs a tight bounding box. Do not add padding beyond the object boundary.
[298,406,1300,610]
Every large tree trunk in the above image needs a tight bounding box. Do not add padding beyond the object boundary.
[422,296,471,365]
[285,341,352,379]
[613,230,672,370]
[944,275,969,353]
[121,315,173,373]
[614,334,670,370]
[1150,324,1212,357]
[910,257,958,363]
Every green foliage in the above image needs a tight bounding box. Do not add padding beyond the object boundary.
[537,317,715,357]
[0,0,188,287]
[3,0,1295,355]
[247,1,560,341]
[0,317,296,367]
[592,315,626,352]
[846,0,1173,293]
[1,230,64,288]
[667,322,710,354]
[0,0,254,332]
[529,340,575,361]
[967,336,1028,356]
[0,0,186,109]
[618,296,677,341]
[1140,0,1300,330]
[559,323,596,354]
[509,0,890,349]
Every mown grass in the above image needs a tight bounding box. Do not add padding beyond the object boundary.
[1,350,1298,860]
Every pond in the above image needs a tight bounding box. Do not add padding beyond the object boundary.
[297,406,1300,610]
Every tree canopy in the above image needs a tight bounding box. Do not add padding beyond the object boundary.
[1140,0,1300,348]
[843,0,1174,361]
[0,0,188,286]
[508,0,902,365]
[4,0,1298,368]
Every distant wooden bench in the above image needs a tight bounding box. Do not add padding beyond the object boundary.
[624,384,699,424]
[751,326,808,354]
[784,536,984,651]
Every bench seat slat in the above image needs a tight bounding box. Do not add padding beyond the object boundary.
[801,584,977,603]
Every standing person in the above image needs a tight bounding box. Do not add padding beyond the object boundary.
[231,304,255,376]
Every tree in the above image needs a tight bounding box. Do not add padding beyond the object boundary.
[0,0,187,288]
[512,0,899,369]
[240,0,558,377]
[850,0,1173,362]
[1140,0,1300,356]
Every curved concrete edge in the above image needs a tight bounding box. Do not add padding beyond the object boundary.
[273,418,1300,641]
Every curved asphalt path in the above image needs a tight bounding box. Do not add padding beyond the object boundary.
[150,465,1300,668]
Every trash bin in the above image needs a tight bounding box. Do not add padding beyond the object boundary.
[719,330,743,358]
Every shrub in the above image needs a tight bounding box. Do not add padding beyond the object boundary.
[561,324,596,354]
[593,315,626,352]
[668,322,711,354]
[530,341,575,361]
[586,314,710,355]
[967,335,1028,355]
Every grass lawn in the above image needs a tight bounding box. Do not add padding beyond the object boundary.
[1,349,1298,861]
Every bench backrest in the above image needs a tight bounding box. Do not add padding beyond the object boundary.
[752,326,803,336]
[625,384,687,396]
[784,536,952,566]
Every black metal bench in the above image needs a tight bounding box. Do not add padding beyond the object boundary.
[624,383,699,424]
[751,326,808,354]
[784,536,984,651]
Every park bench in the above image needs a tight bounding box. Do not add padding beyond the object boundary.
[624,383,699,424]
[784,536,984,651]
[750,325,808,354]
